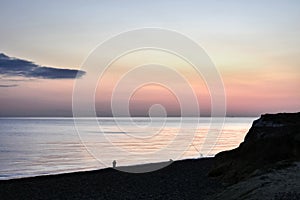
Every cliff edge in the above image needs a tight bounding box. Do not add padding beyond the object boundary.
[209,112,300,184]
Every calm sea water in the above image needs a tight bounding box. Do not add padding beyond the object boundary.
[0,117,255,180]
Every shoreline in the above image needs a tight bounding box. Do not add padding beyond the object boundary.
[0,157,204,180]
[0,157,210,181]
[0,157,223,200]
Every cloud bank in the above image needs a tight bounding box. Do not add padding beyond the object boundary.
[0,53,85,79]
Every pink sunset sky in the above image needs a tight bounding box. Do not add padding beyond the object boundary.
[0,1,299,117]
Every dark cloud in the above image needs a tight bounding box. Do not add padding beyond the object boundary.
[0,53,86,79]
[0,84,18,87]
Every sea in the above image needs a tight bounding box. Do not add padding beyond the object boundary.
[0,117,256,180]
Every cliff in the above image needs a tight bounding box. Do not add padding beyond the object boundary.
[209,112,300,184]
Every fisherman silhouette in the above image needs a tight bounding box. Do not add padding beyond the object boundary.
[112,160,117,168]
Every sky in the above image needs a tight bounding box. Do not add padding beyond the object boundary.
[0,0,299,117]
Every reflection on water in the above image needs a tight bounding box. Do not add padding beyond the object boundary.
[0,117,255,179]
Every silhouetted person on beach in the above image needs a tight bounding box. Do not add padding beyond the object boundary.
[112,160,116,168]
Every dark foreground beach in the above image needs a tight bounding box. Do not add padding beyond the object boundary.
[1,112,300,200]
[0,158,223,200]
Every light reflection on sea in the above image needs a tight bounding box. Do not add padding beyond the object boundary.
[0,117,255,180]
